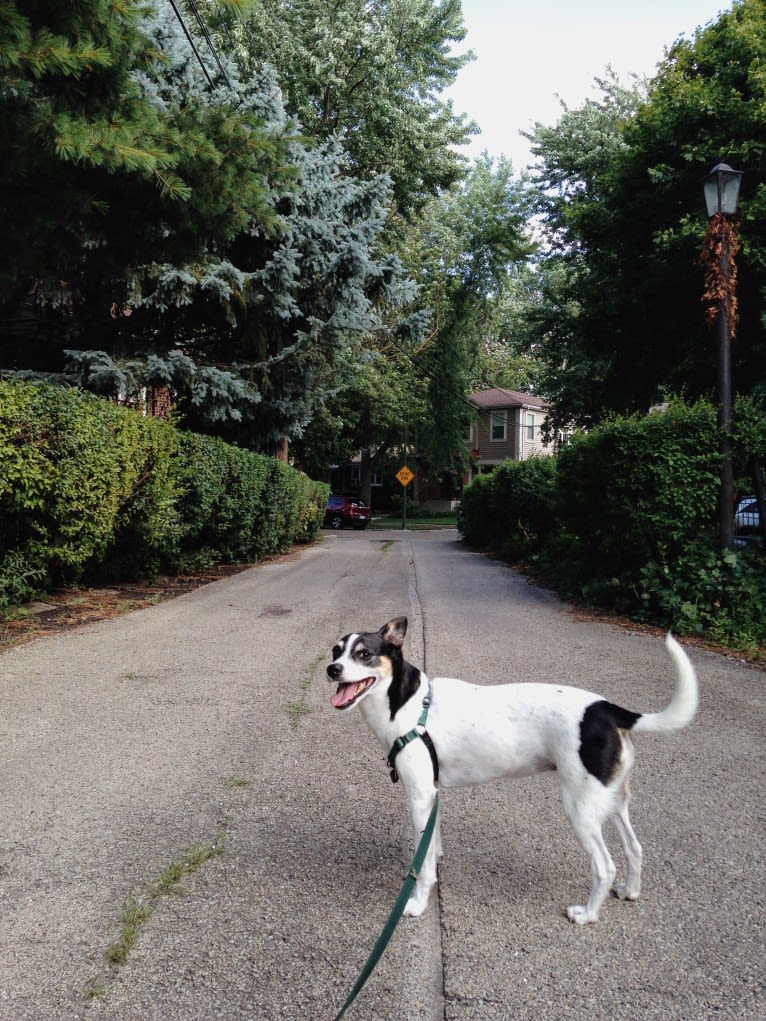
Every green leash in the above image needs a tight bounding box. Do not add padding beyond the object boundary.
[332,792,440,1021]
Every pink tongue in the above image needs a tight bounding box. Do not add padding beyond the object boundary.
[331,682,361,708]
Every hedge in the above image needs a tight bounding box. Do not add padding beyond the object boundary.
[458,397,766,652]
[458,455,557,558]
[0,379,328,608]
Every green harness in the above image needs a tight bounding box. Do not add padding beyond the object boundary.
[386,679,439,784]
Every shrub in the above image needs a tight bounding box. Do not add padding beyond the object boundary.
[458,396,766,651]
[160,432,270,571]
[0,379,329,608]
[457,456,558,558]
[160,433,327,570]
[0,379,177,600]
[552,400,721,602]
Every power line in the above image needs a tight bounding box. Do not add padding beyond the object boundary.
[166,0,234,91]
[166,0,214,87]
[186,0,233,89]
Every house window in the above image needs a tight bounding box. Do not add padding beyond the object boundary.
[371,472,382,487]
[526,413,535,440]
[490,411,507,441]
[350,466,361,487]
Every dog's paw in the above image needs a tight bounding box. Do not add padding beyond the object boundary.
[613,882,639,902]
[403,895,428,918]
[566,904,598,925]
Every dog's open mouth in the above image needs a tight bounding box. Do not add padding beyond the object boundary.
[330,677,375,709]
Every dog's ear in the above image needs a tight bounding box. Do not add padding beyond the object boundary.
[379,616,407,647]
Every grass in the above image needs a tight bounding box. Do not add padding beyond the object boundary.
[225,775,251,788]
[93,835,226,987]
[287,698,313,729]
[370,513,457,530]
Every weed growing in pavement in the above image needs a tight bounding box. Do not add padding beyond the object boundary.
[287,699,313,729]
[225,775,251,788]
[87,834,226,997]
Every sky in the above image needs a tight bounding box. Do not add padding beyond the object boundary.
[445,0,734,170]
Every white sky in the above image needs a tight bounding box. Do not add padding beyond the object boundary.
[445,0,734,170]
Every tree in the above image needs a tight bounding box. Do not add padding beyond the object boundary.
[297,155,535,494]
[235,0,477,213]
[525,2,766,431]
[469,264,546,393]
[409,156,535,473]
[522,71,647,427]
[2,3,428,458]
[131,136,428,454]
[0,0,290,372]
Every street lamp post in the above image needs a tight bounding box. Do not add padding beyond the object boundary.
[703,162,743,550]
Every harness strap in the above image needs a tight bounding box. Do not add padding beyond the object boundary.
[387,680,439,784]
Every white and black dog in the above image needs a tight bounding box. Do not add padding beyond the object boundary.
[327,617,698,924]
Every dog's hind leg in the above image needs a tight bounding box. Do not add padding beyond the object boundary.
[611,782,643,902]
[562,786,616,925]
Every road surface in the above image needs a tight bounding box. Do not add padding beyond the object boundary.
[0,529,762,1020]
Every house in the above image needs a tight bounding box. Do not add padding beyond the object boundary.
[466,388,553,482]
[327,388,560,511]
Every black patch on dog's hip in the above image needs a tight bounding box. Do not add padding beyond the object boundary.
[579,700,641,785]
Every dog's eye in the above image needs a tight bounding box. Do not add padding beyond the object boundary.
[332,645,341,659]
[358,649,372,661]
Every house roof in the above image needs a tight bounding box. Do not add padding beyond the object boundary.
[469,388,549,411]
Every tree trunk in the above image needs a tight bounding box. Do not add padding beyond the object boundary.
[360,450,373,507]
[274,437,289,462]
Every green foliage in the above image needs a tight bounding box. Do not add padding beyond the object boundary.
[1,0,484,469]
[0,380,328,608]
[635,545,766,653]
[299,155,537,493]
[0,0,291,372]
[457,457,558,559]
[240,0,476,212]
[555,401,721,586]
[0,378,178,599]
[526,3,766,431]
[458,397,766,651]
[161,432,327,570]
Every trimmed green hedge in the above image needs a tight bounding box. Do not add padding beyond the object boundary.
[458,397,766,652]
[0,379,328,608]
[458,455,557,559]
[160,431,326,571]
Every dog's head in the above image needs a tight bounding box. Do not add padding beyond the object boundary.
[327,616,407,711]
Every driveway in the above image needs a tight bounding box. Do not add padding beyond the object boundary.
[0,529,762,1020]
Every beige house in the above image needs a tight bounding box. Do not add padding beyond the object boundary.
[467,388,553,481]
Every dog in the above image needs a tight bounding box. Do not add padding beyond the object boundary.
[327,616,698,924]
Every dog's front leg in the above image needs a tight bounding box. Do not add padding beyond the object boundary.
[402,784,439,918]
[398,759,441,918]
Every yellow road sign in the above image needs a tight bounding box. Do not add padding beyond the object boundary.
[396,465,414,487]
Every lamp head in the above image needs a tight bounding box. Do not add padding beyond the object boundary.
[704,163,743,218]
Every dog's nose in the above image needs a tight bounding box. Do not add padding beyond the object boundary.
[327,662,342,680]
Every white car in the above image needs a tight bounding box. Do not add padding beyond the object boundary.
[734,495,761,545]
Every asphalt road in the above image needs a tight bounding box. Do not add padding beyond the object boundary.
[0,529,763,1021]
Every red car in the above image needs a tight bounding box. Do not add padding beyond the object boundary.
[323,495,371,530]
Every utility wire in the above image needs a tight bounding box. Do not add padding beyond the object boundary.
[186,0,234,89]
[166,0,214,87]
[167,0,235,91]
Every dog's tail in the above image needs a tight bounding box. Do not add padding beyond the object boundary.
[632,633,698,735]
